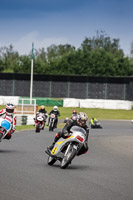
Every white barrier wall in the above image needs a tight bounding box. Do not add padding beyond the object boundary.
[63,98,80,107]
[0,96,133,110]
[16,115,34,126]
[27,115,35,125]
[0,96,19,105]
[63,98,133,110]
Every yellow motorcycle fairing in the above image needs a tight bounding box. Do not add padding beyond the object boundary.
[51,147,57,155]
[51,136,74,155]
[56,136,74,145]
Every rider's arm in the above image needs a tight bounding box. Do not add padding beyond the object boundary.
[11,115,16,133]
[85,126,89,141]
[58,111,60,116]
[0,109,5,116]
[49,110,52,115]
[45,113,48,118]
[62,119,73,135]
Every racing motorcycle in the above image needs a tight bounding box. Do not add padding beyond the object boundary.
[0,117,12,142]
[64,115,78,124]
[48,113,57,131]
[90,117,102,129]
[64,117,69,123]
[45,126,88,169]
[35,113,46,132]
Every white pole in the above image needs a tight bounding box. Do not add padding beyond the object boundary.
[30,43,34,104]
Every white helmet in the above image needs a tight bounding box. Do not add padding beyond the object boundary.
[53,106,58,111]
[6,103,15,116]
[78,112,88,126]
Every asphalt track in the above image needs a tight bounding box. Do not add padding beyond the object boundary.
[0,120,133,200]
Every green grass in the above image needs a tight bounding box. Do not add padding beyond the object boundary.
[16,125,34,131]
[52,107,133,121]
[1,105,133,131]
[1,105,133,120]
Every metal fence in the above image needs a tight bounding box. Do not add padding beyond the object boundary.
[0,73,133,101]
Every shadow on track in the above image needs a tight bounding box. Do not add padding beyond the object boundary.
[44,161,90,170]
[0,149,24,154]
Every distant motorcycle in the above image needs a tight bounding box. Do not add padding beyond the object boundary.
[64,117,69,123]
[48,113,57,131]
[0,117,12,142]
[64,115,78,124]
[45,126,88,169]
[35,113,46,132]
[90,117,102,129]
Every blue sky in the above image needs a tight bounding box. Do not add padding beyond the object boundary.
[0,0,133,56]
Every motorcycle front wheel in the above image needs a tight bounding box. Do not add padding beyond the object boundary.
[47,156,56,165]
[60,148,77,169]
[35,124,40,132]
[0,132,3,140]
[49,124,53,131]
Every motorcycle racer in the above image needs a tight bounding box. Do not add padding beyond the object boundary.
[47,112,89,156]
[38,105,47,115]
[0,103,16,140]
[71,110,79,125]
[64,110,78,124]
[72,110,77,116]
[47,106,60,128]
[36,105,48,123]
[90,117,102,128]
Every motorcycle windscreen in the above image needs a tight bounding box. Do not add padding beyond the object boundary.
[70,126,87,135]
[1,120,11,130]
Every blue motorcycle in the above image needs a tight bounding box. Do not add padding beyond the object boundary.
[0,117,12,142]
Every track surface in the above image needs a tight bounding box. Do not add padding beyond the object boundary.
[0,121,133,200]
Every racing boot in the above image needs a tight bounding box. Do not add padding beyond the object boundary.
[47,132,61,150]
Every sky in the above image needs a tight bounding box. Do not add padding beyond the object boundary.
[0,0,133,56]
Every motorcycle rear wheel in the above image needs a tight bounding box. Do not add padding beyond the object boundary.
[47,156,56,165]
[60,148,77,169]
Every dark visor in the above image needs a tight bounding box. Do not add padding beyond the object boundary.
[6,108,14,113]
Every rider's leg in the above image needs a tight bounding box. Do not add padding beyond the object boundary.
[48,131,63,150]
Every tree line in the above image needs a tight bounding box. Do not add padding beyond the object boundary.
[0,31,133,76]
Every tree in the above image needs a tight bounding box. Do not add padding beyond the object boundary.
[81,30,124,55]
[0,45,19,72]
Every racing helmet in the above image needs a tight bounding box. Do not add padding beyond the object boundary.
[41,105,45,109]
[53,106,58,111]
[6,103,15,116]
[72,110,77,115]
[78,112,88,126]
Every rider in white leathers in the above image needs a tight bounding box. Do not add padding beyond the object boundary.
[0,103,16,140]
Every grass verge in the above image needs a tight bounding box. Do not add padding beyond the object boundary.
[1,105,133,131]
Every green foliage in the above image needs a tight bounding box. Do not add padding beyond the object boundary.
[0,31,133,76]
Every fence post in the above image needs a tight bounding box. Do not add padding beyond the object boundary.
[49,81,52,97]
[12,79,15,96]
[67,82,70,98]
[104,83,108,99]
[123,84,126,100]
[86,82,88,99]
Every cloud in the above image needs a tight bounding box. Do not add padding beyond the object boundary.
[9,31,69,55]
